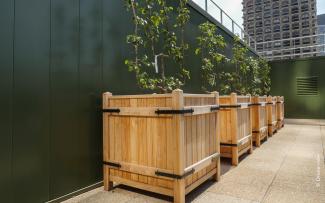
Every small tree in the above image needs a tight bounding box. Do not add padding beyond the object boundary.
[227,36,250,94]
[195,21,227,92]
[247,57,262,96]
[125,0,191,93]
[258,58,271,95]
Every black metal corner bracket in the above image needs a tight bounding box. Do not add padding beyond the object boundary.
[249,103,262,106]
[220,142,238,147]
[155,109,194,115]
[210,105,220,112]
[103,161,121,168]
[103,108,121,113]
[155,168,195,179]
[219,104,241,109]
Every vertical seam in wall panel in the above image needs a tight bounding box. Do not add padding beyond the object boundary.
[100,0,104,93]
[48,0,52,200]
[78,0,81,186]
[10,0,16,201]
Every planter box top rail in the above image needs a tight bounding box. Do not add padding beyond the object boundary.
[266,96,277,105]
[251,96,268,106]
[219,93,251,109]
[276,96,284,103]
[103,90,220,117]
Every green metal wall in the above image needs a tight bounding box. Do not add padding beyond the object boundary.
[0,1,257,203]
[270,56,325,119]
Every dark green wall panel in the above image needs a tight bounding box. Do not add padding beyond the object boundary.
[12,0,50,202]
[102,0,139,95]
[49,0,81,199]
[78,0,103,188]
[0,0,14,202]
[270,57,325,119]
[0,1,259,202]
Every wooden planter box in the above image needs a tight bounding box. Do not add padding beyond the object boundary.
[251,96,268,147]
[266,96,277,136]
[219,93,253,166]
[102,89,221,203]
[276,96,284,130]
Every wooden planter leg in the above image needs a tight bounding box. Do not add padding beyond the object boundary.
[256,134,261,147]
[213,157,221,181]
[249,138,253,154]
[174,179,185,203]
[103,166,113,191]
[232,146,239,166]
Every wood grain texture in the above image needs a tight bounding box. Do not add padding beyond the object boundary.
[267,96,278,136]
[219,93,253,166]
[102,90,221,202]
[276,96,285,130]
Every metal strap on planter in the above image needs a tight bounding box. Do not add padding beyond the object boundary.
[219,104,241,109]
[220,142,238,147]
[103,108,121,113]
[155,168,195,179]
[155,152,220,179]
[220,103,251,109]
[249,103,261,106]
[220,134,252,147]
[266,102,275,105]
[155,109,194,115]
[210,105,220,112]
[103,161,121,168]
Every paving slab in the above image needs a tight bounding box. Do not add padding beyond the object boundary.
[63,124,325,203]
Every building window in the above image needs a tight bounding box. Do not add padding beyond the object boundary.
[282,0,289,7]
[282,16,289,23]
[264,11,271,18]
[282,8,289,15]
[291,7,299,14]
[265,34,272,41]
[265,27,272,33]
[302,13,309,20]
[273,33,281,40]
[293,31,300,37]
[273,18,280,24]
[274,42,281,48]
[282,24,290,31]
[302,29,310,36]
[283,32,290,39]
[273,25,280,32]
[255,6,262,13]
[292,15,299,22]
[301,4,309,12]
[265,19,271,26]
[273,10,280,17]
[302,21,310,28]
[291,23,299,30]
[283,40,291,47]
[256,28,263,35]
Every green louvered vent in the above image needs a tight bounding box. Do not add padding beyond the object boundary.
[296,76,318,96]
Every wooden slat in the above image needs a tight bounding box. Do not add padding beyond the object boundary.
[110,175,173,196]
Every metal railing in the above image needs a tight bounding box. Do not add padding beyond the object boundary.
[190,0,257,52]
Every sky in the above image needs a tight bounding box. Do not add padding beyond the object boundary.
[212,0,325,27]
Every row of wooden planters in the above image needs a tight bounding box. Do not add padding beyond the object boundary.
[102,90,284,203]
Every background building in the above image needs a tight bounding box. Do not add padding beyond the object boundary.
[318,14,325,55]
[243,0,318,60]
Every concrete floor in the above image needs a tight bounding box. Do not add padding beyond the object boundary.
[63,124,325,203]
